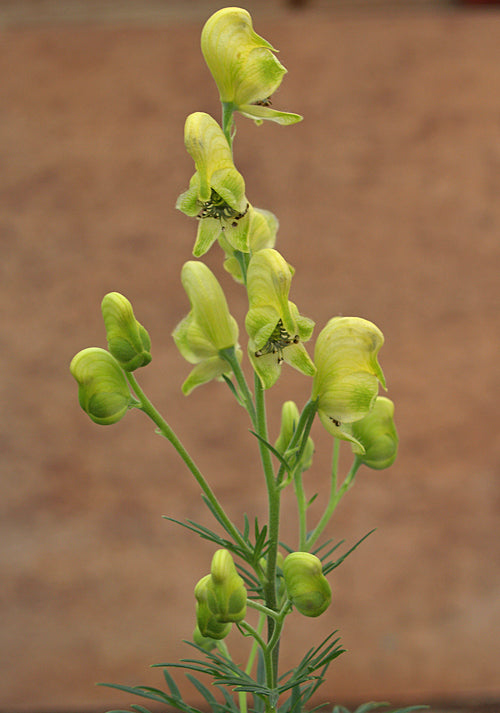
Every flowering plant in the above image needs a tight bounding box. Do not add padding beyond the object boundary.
[70,8,426,713]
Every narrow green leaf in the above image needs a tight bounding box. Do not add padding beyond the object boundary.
[186,674,218,708]
[98,683,169,705]
[354,703,390,713]
[307,492,319,507]
[243,513,250,540]
[163,515,227,546]
[323,530,376,576]
[161,668,182,698]
[222,374,243,405]
[311,538,345,562]
[201,496,246,543]
[250,429,291,471]
[311,537,344,557]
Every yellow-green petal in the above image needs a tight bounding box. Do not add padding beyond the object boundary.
[184,112,246,211]
[180,357,233,396]
[238,104,303,126]
[312,317,386,432]
[181,261,238,350]
[201,8,301,124]
[201,8,284,105]
[220,206,278,282]
[173,262,242,394]
[246,248,295,334]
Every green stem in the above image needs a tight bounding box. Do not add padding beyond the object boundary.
[237,620,268,654]
[307,444,362,550]
[289,400,318,550]
[239,612,265,713]
[293,467,308,551]
[219,346,257,427]
[254,375,280,688]
[246,600,281,622]
[259,599,292,663]
[125,371,251,557]
[245,612,265,673]
[238,620,274,699]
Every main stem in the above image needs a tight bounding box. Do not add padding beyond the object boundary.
[254,375,281,689]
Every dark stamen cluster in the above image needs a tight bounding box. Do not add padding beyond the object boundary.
[254,319,299,364]
[197,189,248,230]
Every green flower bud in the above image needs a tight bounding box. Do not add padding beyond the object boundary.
[176,112,249,257]
[207,549,247,623]
[70,347,133,425]
[220,206,278,283]
[194,575,232,640]
[311,317,386,449]
[275,401,314,472]
[283,552,332,618]
[201,8,302,125]
[173,261,242,395]
[350,396,398,469]
[101,292,151,371]
[245,248,315,389]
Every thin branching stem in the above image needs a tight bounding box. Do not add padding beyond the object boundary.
[307,445,362,550]
[125,371,252,558]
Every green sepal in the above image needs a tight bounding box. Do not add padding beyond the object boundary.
[311,316,386,444]
[173,261,242,395]
[245,249,315,389]
[201,8,301,124]
[238,104,303,126]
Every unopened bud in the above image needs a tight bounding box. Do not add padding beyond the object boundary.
[70,347,133,425]
[101,292,151,371]
[283,552,332,618]
[311,316,386,448]
[208,549,247,623]
[194,575,232,640]
[275,401,314,472]
[351,396,398,470]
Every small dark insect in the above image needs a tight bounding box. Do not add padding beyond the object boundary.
[329,417,341,428]
[255,319,299,364]
[197,189,248,230]
[253,96,273,107]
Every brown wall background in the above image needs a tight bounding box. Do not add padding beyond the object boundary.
[1,2,499,711]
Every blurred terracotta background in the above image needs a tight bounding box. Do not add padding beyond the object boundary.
[1,0,499,711]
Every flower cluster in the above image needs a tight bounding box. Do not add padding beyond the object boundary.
[69,7,404,713]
